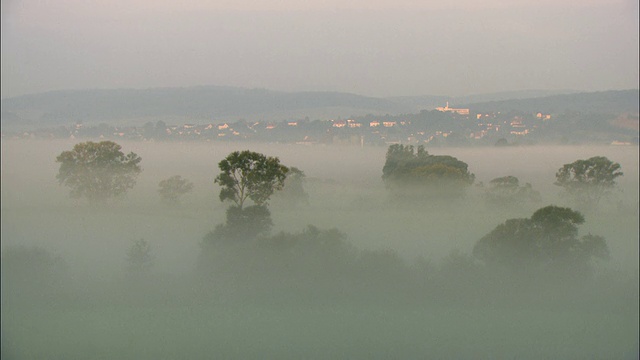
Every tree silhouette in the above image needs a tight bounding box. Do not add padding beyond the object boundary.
[56,141,142,204]
[555,156,623,208]
[473,205,608,272]
[214,150,288,209]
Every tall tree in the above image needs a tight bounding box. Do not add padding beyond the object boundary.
[56,141,142,204]
[555,156,623,208]
[214,150,289,209]
[204,151,288,245]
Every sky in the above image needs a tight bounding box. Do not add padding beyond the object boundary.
[1,0,638,98]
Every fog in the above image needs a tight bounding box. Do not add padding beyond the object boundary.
[2,139,639,359]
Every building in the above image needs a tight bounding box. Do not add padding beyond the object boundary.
[435,102,470,115]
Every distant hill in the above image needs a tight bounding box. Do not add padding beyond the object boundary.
[385,89,578,112]
[463,89,639,114]
[2,86,637,132]
[0,86,409,130]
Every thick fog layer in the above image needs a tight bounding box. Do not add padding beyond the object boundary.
[1,139,638,359]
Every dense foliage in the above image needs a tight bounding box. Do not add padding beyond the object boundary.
[56,141,142,203]
[214,150,289,208]
[555,156,623,208]
[158,175,194,204]
[382,144,475,197]
[473,205,609,273]
[203,205,274,244]
[484,175,541,205]
[274,166,309,206]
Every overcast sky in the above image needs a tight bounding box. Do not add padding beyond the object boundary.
[1,0,638,98]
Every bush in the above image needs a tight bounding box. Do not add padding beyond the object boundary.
[1,246,69,305]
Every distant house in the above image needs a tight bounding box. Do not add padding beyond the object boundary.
[510,119,526,128]
[332,120,346,128]
[510,129,529,136]
[435,102,469,115]
[536,113,552,120]
[347,119,361,128]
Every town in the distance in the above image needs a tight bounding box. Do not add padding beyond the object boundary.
[2,88,638,147]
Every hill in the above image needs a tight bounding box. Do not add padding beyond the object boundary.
[0,86,408,130]
[387,89,579,113]
[1,87,638,133]
[463,89,639,114]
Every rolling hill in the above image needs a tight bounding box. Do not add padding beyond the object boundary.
[1,87,637,132]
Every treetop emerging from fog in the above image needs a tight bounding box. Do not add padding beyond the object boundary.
[215,150,289,208]
[56,141,142,204]
[555,156,623,208]
[382,144,475,198]
[473,205,609,273]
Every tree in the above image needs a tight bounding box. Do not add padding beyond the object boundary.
[382,144,474,198]
[1,246,68,304]
[555,156,623,208]
[126,238,153,274]
[214,150,289,209]
[472,205,608,272]
[155,120,168,140]
[484,175,541,205]
[204,205,274,243]
[275,166,309,206]
[204,151,288,245]
[158,175,194,204]
[56,141,142,203]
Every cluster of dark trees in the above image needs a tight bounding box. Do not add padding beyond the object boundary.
[191,145,618,304]
[20,140,625,306]
[382,144,475,199]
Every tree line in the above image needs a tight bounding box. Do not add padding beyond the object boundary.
[40,140,629,304]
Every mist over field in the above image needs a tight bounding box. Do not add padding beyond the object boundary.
[1,139,638,359]
[3,0,638,356]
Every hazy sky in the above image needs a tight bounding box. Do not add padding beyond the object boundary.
[1,0,638,98]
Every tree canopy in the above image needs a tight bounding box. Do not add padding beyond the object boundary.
[484,175,541,205]
[382,144,474,198]
[473,205,608,272]
[214,150,289,209]
[274,166,309,206]
[206,150,288,244]
[204,204,275,243]
[126,239,153,275]
[158,175,194,204]
[56,141,142,203]
[555,156,623,208]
